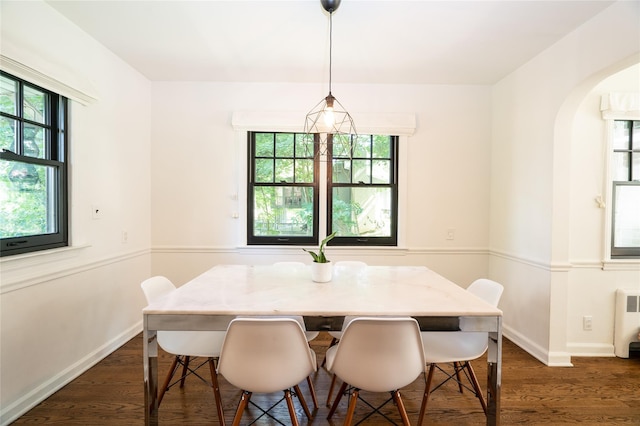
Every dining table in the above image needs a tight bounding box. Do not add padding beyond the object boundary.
[143,263,503,425]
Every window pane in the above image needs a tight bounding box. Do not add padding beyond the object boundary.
[633,153,640,181]
[0,116,16,152]
[372,135,391,158]
[0,75,17,115]
[613,121,630,150]
[275,158,293,182]
[372,159,391,184]
[295,133,314,158]
[352,160,371,183]
[255,133,274,157]
[332,187,392,237]
[353,135,371,158]
[23,85,47,124]
[612,152,628,181]
[332,159,351,183]
[253,186,314,237]
[275,133,294,157]
[633,121,640,150]
[23,123,45,159]
[332,134,352,158]
[295,159,314,183]
[0,159,57,237]
[613,184,640,248]
[255,159,273,182]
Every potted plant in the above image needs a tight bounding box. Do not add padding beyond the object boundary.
[304,232,336,282]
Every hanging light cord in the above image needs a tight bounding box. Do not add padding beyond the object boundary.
[328,11,333,96]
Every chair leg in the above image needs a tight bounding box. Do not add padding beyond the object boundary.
[208,358,225,426]
[418,364,436,426]
[284,389,301,426]
[392,390,411,426]
[231,391,251,426]
[294,385,313,419]
[326,372,338,407]
[306,376,319,410]
[453,361,464,393]
[327,381,349,420]
[158,355,179,405]
[465,361,488,415]
[344,388,359,426]
[180,356,191,388]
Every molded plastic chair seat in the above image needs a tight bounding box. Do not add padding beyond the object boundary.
[141,276,226,425]
[417,278,504,425]
[217,317,318,426]
[325,317,425,425]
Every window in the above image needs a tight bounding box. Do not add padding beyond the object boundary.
[0,71,68,256]
[611,120,640,258]
[247,132,398,246]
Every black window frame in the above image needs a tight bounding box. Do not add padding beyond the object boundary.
[328,134,399,246]
[247,131,319,245]
[611,119,640,259]
[0,71,68,256]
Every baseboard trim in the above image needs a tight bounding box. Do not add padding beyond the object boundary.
[0,322,142,426]
[503,324,573,367]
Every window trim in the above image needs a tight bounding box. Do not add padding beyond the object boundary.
[0,71,68,257]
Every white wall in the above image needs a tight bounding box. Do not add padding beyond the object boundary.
[149,82,493,285]
[490,0,640,365]
[566,65,640,355]
[0,2,152,424]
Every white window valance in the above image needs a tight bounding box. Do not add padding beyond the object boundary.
[232,111,416,136]
[600,92,640,120]
[1,54,97,105]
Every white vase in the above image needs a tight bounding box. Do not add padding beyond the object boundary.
[311,262,332,283]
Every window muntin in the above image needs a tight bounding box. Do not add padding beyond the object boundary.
[611,120,640,258]
[0,71,68,256]
[248,131,398,247]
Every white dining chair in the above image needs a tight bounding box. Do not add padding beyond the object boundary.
[417,278,504,425]
[217,317,318,425]
[325,317,425,425]
[140,276,226,425]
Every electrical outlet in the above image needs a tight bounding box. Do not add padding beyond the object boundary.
[121,230,128,243]
[446,228,455,240]
[583,315,593,331]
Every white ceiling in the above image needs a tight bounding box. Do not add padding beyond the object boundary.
[45,0,616,85]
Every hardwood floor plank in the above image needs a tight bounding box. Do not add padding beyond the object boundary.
[12,333,640,425]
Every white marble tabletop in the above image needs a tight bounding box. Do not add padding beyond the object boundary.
[143,264,502,318]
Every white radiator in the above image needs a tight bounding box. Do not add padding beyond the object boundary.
[614,288,640,358]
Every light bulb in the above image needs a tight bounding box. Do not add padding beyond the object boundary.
[323,106,335,128]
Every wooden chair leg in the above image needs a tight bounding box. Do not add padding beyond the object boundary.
[158,355,179,405]
[284,390,301,426]
[418,365,436,426]
[294,385,313,419]
[326,372,338,407]
[392,390,411,426]
[465,361,488,415]
[306,376,319,410]
[327,381,349,420]
[180,356,191,388]
[453,361,464,393]
[208,358,225,426]
[344,388,359,426]
[231,391,251,426]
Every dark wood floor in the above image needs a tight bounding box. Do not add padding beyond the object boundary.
[13,333,640,425]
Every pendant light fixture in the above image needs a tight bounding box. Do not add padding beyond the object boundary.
[303,0,356,160]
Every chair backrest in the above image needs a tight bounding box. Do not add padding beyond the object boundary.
[329,317,424,393]
[141,276,225,357]
[141,276,176,304]
[421,279,504,363]
[467,278,504,307]
[217,317,317,393]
